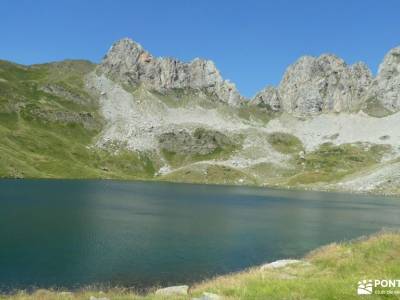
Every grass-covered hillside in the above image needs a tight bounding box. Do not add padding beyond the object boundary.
[3,231,399,299]
[0,59,398,195]
[0,60,155,180]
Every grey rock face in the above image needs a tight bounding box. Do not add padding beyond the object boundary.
[99,38,400,115]
[250,86,281,111]
[99,38,243,106]
[368,47,400,112]
[250,55,373,115]
[277,55,372,115]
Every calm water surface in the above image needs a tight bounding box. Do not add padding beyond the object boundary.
[0,179,399,291]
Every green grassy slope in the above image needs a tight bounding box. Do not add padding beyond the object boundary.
[193,231,400,300]
[0,60,155,179]
[0,60,395,193]
[288,142,390,185]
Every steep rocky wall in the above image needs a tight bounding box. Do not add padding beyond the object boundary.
[97,38,400,115]
[367,47,400,112]
[251,55,373,115]
[251,47,400,116]
[98,38,243,106]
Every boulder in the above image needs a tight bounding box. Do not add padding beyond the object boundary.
[155,285,189,296]
[260,259,303,270]
[250,86,281,111]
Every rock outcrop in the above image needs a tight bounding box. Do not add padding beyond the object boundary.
[98,38,243,106]
[367,47,400,112]
[155,285,189,296]
[254,55,373,115]
[260,259,304,270]
[98,38,400,116]
[252,47,400,116]
[290,55,366,113]
[250,86,281,111]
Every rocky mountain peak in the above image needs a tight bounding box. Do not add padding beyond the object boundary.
[107,38,145,57]
[251,54,373,115]
[250,86,281,111]
[367,46,400,112]
[378,46,400,75]
[278,54,372,115]
[98,38,243,106]
[99,39,400,115]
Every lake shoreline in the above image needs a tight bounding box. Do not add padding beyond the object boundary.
[1,176,399,197]
[2,180,400,298]
[2,230,399,299]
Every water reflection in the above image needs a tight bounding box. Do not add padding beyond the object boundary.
[0,179,399,291]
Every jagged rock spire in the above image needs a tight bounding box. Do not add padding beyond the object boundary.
[367,46,400,112]
[252,54,373,115]
[100,39,400,115]
[99,38,243,106]
[250,86,281,111]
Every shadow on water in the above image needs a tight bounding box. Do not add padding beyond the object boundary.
[0,179,399,291]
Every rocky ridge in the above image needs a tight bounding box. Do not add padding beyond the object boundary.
[251,48,400,116]
[367,46,400,112]
[98,38,400,116]
[2,39,400,196]
[251,55,373,115]
[84,38,400,195]
[99,38,243,106]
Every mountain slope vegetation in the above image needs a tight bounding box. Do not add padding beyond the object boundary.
[0,39,400,195]
[0,60,154,179]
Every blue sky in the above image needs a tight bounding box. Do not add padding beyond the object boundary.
[1,0,400,97]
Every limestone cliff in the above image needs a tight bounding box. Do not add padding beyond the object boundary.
[98,38,243,106]
[252,47,400,116]
[367,47,400,112]
[251,55,373,115]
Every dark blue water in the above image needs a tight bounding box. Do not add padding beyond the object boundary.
[0,179,399,291]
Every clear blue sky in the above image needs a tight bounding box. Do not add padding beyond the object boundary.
[1,0,400,97]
